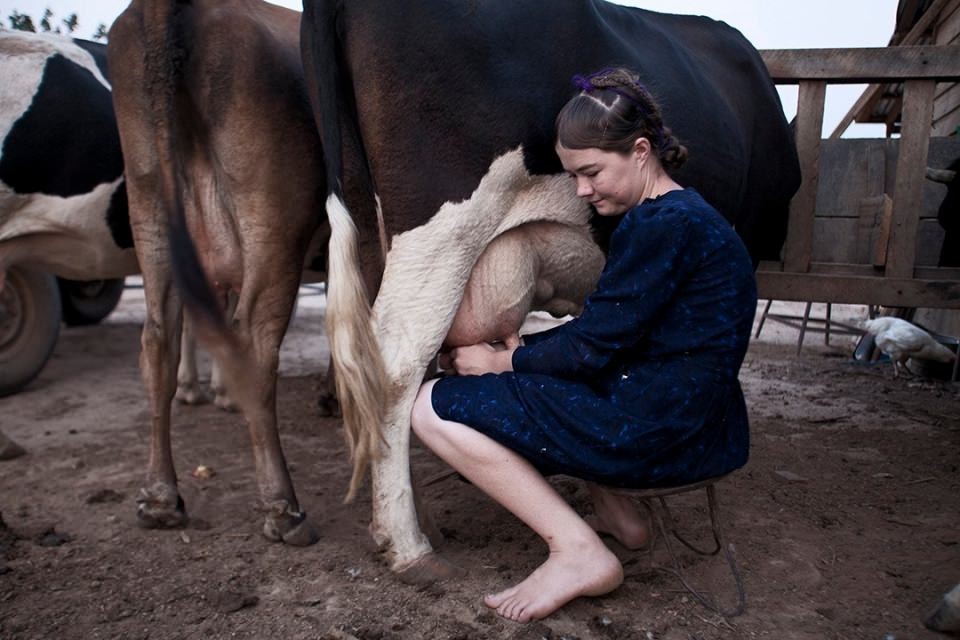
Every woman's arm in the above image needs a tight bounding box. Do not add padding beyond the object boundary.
[513,206,696,379]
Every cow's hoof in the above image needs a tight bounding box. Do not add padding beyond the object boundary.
[925,596,960,633]
[262,510,319,546]
[135,490,188,529]
[396,552,465,586]
[213,392,238,413]
[175,384,209,406]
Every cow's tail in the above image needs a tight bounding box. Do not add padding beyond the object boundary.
[301,0,386,502]
[145,1,232,343]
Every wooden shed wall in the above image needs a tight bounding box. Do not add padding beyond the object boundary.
[933,0,960,134]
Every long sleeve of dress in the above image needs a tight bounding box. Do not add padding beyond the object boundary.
[512,201,696,380]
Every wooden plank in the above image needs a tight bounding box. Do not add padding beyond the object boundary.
[886,80,937,279]
[933,81,960,116]
[917,218,949,267]
[758,261,960,280]
[932,103,960,135]
[935,0,960,44]
[856,197,882,264]
[761,46,960,83]
[755,271,960,308]
[782,80,825,273]
[812,217,859,263]
[872,194,894,268]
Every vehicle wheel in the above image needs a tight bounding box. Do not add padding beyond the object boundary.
[0,267,61,397]
[57,277,125,326]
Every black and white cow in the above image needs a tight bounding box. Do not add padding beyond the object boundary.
[0,30,137,395]
[297,0,801,579]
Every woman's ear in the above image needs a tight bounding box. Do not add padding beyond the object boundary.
[633,137,652,162]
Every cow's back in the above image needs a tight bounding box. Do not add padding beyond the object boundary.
[334,0,798,261]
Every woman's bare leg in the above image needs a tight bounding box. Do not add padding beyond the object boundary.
[585,483,651,550]
[411,380,623,623]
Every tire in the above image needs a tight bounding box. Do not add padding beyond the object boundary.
[57,277,125,326]
[0,267,62,397]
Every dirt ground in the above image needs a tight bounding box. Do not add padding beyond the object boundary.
[0,287,958,640]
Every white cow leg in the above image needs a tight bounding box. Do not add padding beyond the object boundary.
[175,315,208,405]
[370,376,463,583]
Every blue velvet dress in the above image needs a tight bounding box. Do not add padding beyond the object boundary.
[431,188,756,488]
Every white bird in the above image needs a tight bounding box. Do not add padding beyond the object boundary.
[863,317,957,378]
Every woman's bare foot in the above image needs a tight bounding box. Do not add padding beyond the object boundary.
[483,540,623,622]
[585,485,652,550]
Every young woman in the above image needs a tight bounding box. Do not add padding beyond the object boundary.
[411,67,757,623]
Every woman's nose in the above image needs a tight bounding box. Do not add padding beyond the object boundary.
[576,178,593,197]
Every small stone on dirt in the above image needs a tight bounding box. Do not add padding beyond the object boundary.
[212,590,259,613]
[508,621,554,639]
[191,465,215,479]
[34,528,70,547]
[773,469,807,482]
[85,488,125,504]
[0,438,26,460]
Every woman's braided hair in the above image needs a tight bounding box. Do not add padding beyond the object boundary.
[556,67,688,171]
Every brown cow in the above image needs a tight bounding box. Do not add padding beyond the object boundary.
[109,0,326,544]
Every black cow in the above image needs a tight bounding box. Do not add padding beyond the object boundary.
[299,0,800,580]
[927,158,959,268]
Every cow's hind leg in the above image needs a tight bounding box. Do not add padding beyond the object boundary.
[135,266,189,529]
[204,269,318,546]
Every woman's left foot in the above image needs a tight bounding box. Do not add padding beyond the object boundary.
[586,488,652,550]
[483,541,623,622]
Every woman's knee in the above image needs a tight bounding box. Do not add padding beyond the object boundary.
[411,380,441,439]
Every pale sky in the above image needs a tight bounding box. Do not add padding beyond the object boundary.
[1,0,901,137]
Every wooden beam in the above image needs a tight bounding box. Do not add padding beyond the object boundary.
[755,271,960,308]
[758,261,960,281]
[783,81,826,273]
[885,79,936,279]
[761,45,960,84]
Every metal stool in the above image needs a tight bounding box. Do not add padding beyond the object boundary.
[606,474,746,617]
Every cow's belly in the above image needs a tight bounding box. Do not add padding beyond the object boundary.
[0,179,138,278]
[444,221,603,347]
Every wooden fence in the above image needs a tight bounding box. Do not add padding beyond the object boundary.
[757,45,960,309]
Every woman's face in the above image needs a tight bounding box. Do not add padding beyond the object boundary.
[556,140,650,216]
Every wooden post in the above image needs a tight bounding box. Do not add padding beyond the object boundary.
[783,80,826,273]
[885,79,936,279]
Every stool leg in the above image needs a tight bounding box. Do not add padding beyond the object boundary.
[754,299,773,339]
[824,303,832,346]
[643,488,746,618]
[797,302,812,355]
[706,485,746,617]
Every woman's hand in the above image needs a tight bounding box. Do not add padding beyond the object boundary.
[440,333,521,376]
